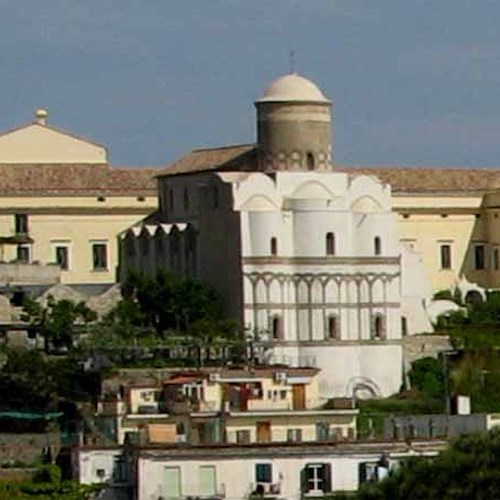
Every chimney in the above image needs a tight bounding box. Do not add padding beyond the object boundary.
[35,108,48,125]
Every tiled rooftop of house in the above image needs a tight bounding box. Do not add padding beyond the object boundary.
[0,164,160,196]
[159,143,500,194]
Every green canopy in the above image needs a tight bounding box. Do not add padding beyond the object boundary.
[0,411,63,420]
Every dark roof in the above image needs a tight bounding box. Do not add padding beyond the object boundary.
[0,164,160,196]
[158,144,256,177]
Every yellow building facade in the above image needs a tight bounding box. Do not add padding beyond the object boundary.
[0,110,158,298]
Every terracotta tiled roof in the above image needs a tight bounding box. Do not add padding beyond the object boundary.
[159,144,257,177]
[159,143,500,193]
[0,164,160,196]
[338,166,500,194]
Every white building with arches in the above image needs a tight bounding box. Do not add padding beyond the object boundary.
[119,73,432,398]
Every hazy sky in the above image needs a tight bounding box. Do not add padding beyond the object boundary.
[2,0,500,167]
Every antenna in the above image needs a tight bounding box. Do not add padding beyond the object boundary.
[290,50,296,74]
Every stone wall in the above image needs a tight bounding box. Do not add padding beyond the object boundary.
[403,334,452,375]
[0,432,60,465]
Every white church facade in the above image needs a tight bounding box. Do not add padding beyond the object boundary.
[119,73,432,398]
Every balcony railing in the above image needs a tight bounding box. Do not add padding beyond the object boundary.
[156,483,226,500]
[248,482,281,499]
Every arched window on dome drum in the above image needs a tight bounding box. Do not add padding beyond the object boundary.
[326,232,336,256]
[306,152,315,170]
[270,237,278,256]
[271,315,282,340]
[327,315,339,340]
[374,236,381,256]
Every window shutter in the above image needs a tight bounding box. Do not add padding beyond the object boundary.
[322,463,332,492]
[301,467,309,493]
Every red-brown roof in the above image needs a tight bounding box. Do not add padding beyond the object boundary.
[0,163,160,196]
[160,143,500,194]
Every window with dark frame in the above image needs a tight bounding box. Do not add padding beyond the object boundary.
[302,463,331,494]
[494,248,500,271]
[92,243,108,270]
[326,232,335,255]
[287,428,302,442]
[16,245,29,263]
[327,315,338,340]
[270,237,278,256]
[255,463,272,484]
[440,244,451,269]
[374,236,381,256]
[475,245,485,270]
[15,214,28,234]
[271,315,282,340]
[55,246,69,270]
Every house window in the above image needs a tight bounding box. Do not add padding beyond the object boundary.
[112,456,128,483]
[235,430,250,444]
[475,245,485,270]
[199,466,216,497]
[401,316,408,337]
[306,152,315,170]
[92,243,108,270]
[287,428,302,442]
[494,248,500,271]
[440,244,451,269]
[255,463,272,484]
[271,315,282,340]
[164,467,182,499]
[326,232,335,255]
[16,245,30,263]
[372,314,385,340]
[327,315,339,340]
[55,246,69,270]
[15,214,28,234]
[270,237,278,256]
[303,463,332,494]
[183,187,189,210]
[374,236,381,256]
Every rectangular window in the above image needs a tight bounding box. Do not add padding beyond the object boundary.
[199,465,216,497]
[16,245,30,263]
[92,242,108,270]
[303,463,331,494]
[440,244,451,269]
[494,248,499,271]
[235,430,251,444]
[164,467,181,499]
[112,456,128,483]
[287,428,303,442]
[255,463,272,484]
[14,214,28,234]
[475,245,485,270]
[55,246,69,270]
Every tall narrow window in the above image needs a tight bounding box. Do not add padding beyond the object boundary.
[494,248,500,271]
[303,464,332,494]
[440,244,451,269]
[15,214,28,234]
[326,232,335,255]
[327,315,339,340]
[255,463,272,484]
[271,315,282,340]
[372,315,385,340]
[475,245,485,270]
[401,316,408,337]
[270,237,278,256]
[306,152,315,170]
[16,245,30,263]
[92,243,108,270]
[55,246,69,270]
[374,236,381,256]
[164,467,181,499]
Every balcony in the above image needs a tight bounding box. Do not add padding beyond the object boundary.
[163,399,219,415]
[248,482,281,499]
[156,483,226,500]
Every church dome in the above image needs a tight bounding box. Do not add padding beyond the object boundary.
[257,73,330,104]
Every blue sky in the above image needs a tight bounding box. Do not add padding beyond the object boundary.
[1,0,500,167]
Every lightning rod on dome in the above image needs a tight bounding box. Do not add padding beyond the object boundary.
[290,50,297,74]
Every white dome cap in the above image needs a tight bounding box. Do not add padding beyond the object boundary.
[257,73,330,104]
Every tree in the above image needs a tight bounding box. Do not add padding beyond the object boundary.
[358,429,500,499]
[21,296,97,352]
[408,357,445,401]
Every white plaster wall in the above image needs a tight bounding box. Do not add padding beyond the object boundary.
[77,449,123,484]
[138,452,404,500]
